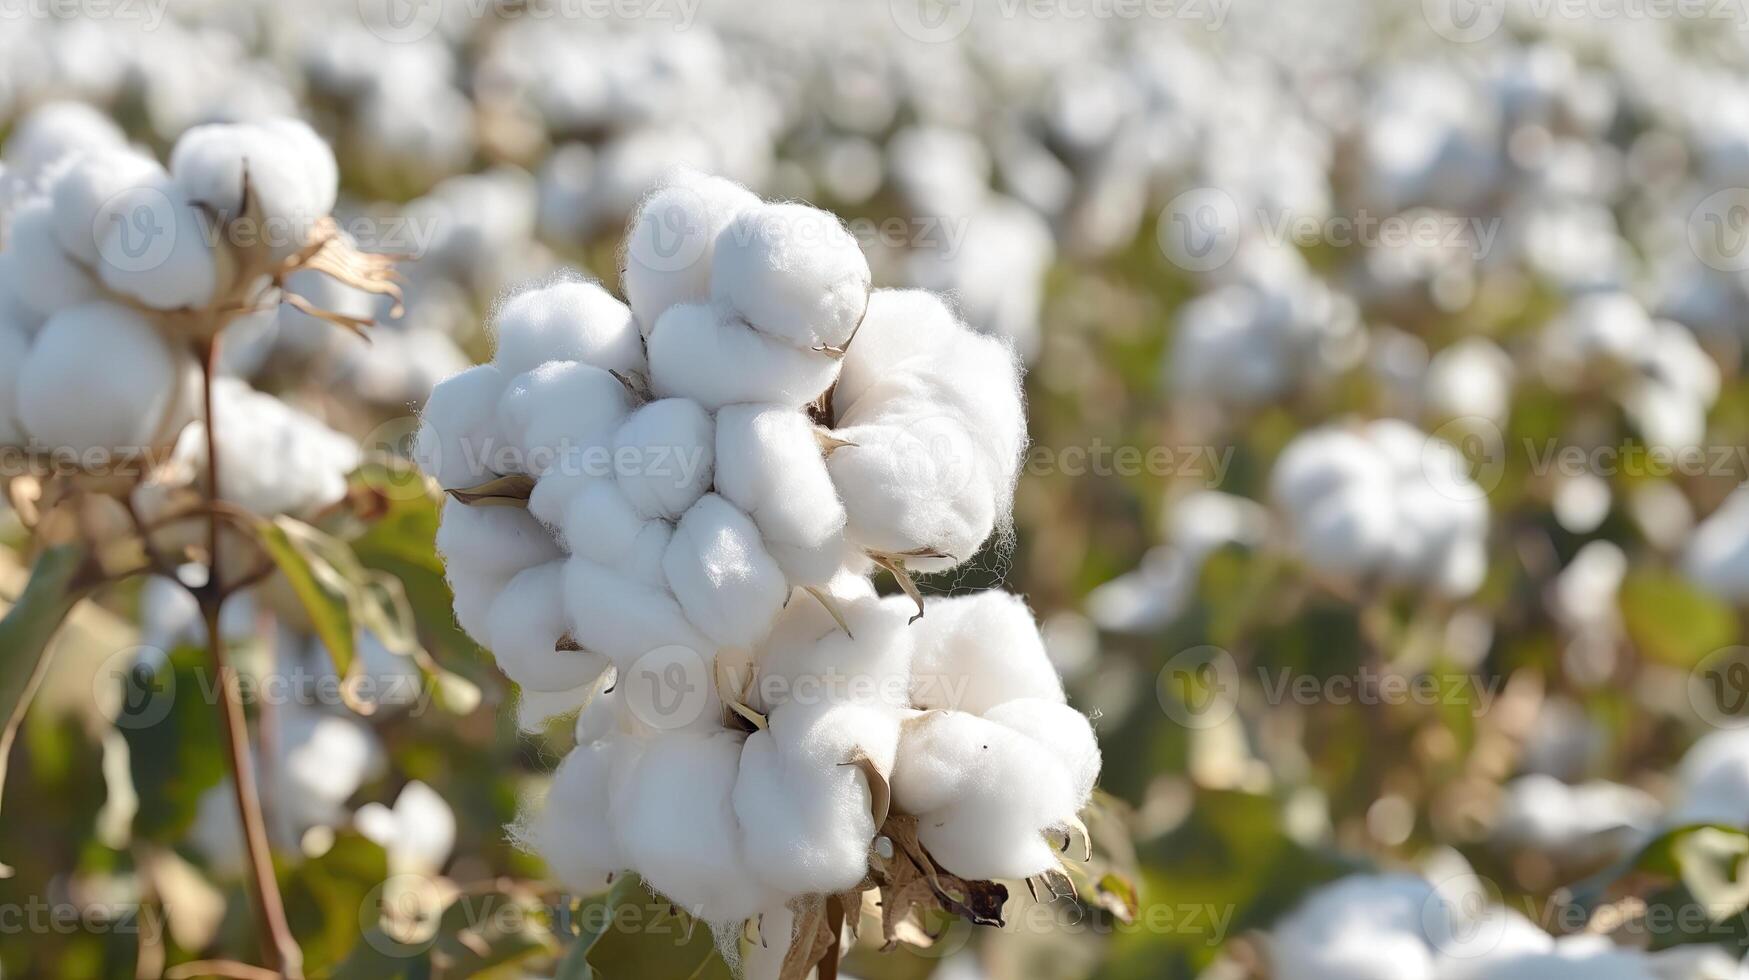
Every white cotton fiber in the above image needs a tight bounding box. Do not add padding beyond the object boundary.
[17,302,183,461]
[526,740,625,891]
[828,409,1000,567]
[4,198,98,317]
[646,303,840,411]
[177,378,361,517]
[623,169,760,331]
[1266,875,1444,980]
[492,280,645,378]
[983,699,1101,805]
[733,729,881,897]
[612,398,714,520]
[558,480,671,584]
[96,176,224,311]
[1683,488,1749,601]
[356,781,456,877]
[711,203,871,352]
[904,591,1064,714]
[889,710,1076,880]
[278,709,386,830]
[436,498,563,580]
[832,289,960,418]
[713,404,847,585]
[487,561,611,692]
[445,562,509,645]
[169,119,337,260]
[562,555,715,670]
[3,103,127,182]
[415,363,509,490]
[611,732,769,923]
[49,149,168,265]
[496,360,632,479]
[663,494,789,650]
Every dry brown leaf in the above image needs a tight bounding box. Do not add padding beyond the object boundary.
[445,474,537,507]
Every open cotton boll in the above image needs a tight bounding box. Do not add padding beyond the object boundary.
[734,729,882,898]
[277,707,387,831]
[611,731,770,923]
[96,177,224,312]
[1668,729,1749,828]
[48,149,167,265]
[415,363,510,490]
[2,101,127,182]
[831,289,959,420]
[4,198,98,317]
[492,280,645,378]
[436,499,564,581]
[524,740,625,891]
[664,494,789,650]
[562,555,716,674]
[711,203,871,352]
[756,595,916,721]
[1425,337,1514,424]
[713,404,847,585]
[828,408,1000,567]
[904,591,1064,714]
[1270,427,1382,514]
[175,378,360,517]
[612,398,714,521]
[169,120,335,260]
[1683,488,1749,601]
[355,781,456,877]
[647,303,840,410]
[889,710,1077,881]
[1488,774,1657,866]
[18,301,185,461]
[982,699,1100,805]
[560,479,662,571]
[496,360,632,478]
[487,561,610,693]
[445,562,509,646]
[622,168,760,331]
[1265,874,1446,980]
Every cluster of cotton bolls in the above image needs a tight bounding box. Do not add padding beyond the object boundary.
[414,169,1098,948]
[1258,871,1745,980]
[0,107,345,472]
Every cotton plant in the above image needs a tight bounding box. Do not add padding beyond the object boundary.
[1086,491,1269,634]
[0,109,416,979]
[415,168,1100,976]
[1269,419,1491,600]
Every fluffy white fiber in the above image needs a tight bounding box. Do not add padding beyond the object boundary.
[420,172,1095,926]
[1270,419,1489,598]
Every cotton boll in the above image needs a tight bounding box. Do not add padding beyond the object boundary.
[889,710,1076,881]
[277,709,386,831]
[1684,488,1749,601]
[415,364,510,490]
[492,280,645,378]
[623,169,760,332]
[18,302,183,462]
[663,494,788,650]
[96,176,223,312]
[612,398,714,521]
[487,562,611,692]
[831,289,960,419]
[525,740,625,891]
[172,378,360,518]
[435,499,563,581]
[49,149,168,265]
[1265,875,1445,980]
[260,118,339,220]
[1669,729,1749,827]
[756,595,916,721]
[713,404,847,585]
[612,731,769,923]
[496,360,632,478]
[562,555,715,673]
[828,409,1000,567]
[734,729,881,897]
[1426,338,1514,424]
[561,479,657,568]
[904,591,1063,714]
[445,562,509,645]
[647,303,839,410]
[4,198,98,317]
[711,203,871,352]
[3,101,126,180]
[356,781,456,877]
[982,699,1100,804]
[1270,428,1382,515]
[169,120,332,260]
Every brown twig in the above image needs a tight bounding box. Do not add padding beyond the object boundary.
[195,337,304,979]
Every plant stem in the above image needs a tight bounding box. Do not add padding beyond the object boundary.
[197,339,304,979]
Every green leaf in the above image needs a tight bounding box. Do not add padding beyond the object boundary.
[1621,569,1737,667]
[0,543,90,872]
[122,647,224,844]
[584,876,730,980]
[255,516,357,680]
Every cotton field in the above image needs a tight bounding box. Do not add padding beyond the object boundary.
[3,1,1749,978]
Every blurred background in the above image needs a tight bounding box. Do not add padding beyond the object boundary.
[4,0,1749,976]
